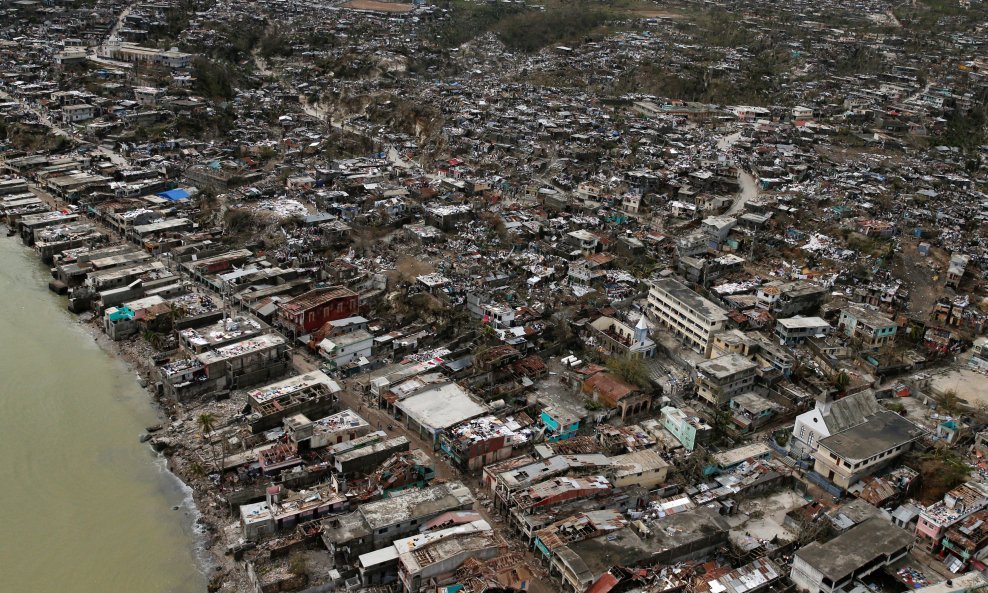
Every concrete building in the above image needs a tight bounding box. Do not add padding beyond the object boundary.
[358,518,492,587]
[812,411,926,489]
[159,333,291,401]
[790,390,881,459]
[535,509,654,593]
[587,316,656,359]
[62,103,95,123]
[317,328,375,368]
[633,505,730,564]
[660,405,711,451]
[285,408,371,450]
[246,371,341,433]
[335,436,411,475]
[276,285,359,335]
[321,481,475,560]
[178,316,264,354]
[393,382,490,447]
[607,449,670,489]
[581,371,655,420]
[916,482,988,553]
[695,353,758,407]
[103,39,192,68]
[647,278,728,356]
[756,281,827,316]
[397,528,501,592]
[776,316,831,345]
[791,518,913,593]
[240,484,347,540]
[839,304,897,350]
[439,415,521,471]
[509,475,613,535]
[946,253,970,288]
[485,454,611,515]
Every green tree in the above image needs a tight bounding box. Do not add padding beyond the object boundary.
[605,356,651,388]
[197,412,216,435]
[831,370,850,392]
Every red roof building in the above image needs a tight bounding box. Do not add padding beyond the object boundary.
[276,286,359,335]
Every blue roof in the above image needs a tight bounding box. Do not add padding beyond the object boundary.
[157,189,190,201]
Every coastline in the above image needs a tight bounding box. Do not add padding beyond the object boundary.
[84,295,248,593]
[1,214,247,593]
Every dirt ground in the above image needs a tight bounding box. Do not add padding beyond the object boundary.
[727,489,808,544]
[931,366,988,409]
[341,0,415,13]
[890,237,949,315]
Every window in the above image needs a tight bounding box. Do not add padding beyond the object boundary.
[378,528,388,534]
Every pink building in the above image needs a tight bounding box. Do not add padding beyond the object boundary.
[916,481,988,552]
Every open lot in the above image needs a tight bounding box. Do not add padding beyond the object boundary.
[341,0,415,12]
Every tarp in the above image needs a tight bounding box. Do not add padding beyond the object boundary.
[157,189,189,201]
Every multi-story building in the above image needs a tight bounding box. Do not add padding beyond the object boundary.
[776,316,831,345]
[102,39,192,68]
[940,508,988,571]
[695,353,758,407]
[485,454,610,515]
[839,304,897,350]
[812,411,925,490]
[62,103,95,123]
[439,415,521,471]
[159,333,291,401]
[647,278,728,356]
[587,315,656,359]
[790,391,881,459]
[660,405,711,451]
[321,482,475,560]
[916,482,988,553]
[791,518,913,593]
[276,285,359,335]
[246,371,342,434]
[946,253,970,288]
[756,280,827,317]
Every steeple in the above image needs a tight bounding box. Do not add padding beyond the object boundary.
[634,316,649,344]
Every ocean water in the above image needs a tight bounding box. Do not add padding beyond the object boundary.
[0,235,206,593]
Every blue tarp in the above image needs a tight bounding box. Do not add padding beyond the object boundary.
[157,189,189,201]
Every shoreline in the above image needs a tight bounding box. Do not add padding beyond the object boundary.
[1,215,247,593]
[83,295,248,592]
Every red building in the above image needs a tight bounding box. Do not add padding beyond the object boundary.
[276,286,359,335]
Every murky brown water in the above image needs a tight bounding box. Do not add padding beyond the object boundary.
[0,235,206,593]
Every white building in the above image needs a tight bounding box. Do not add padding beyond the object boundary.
[790,390,880,459]
[647,278,728,356]
[62,104,95,123]
[317,329,374,368]
[776,316,831,345]
[791,518,912,593]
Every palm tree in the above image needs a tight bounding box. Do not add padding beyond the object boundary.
[832,370,850,392]
[196,412,223,477]
[196,412,216,436]
[142,329,164,350]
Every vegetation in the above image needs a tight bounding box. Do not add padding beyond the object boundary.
[196,412,216,436]
[495,8,613,53]
[907,448,972,504]
[937,389,964,416]
[0,122,72,152]
[884,401,907,415]
[605,356,651,388]
[430,0,614,53]
[288,552,307,578]
[830,370,850,392]
[942,105,987,152]
[193,57,238,101]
